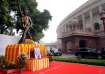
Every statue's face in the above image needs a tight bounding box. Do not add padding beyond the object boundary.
[21,14,25,16]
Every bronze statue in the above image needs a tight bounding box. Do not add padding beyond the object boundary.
[19,11,33,43]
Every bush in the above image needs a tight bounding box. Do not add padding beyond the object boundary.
[0,55,17,70]
[0,55,5,66]
[52,57,105,66]
[7,63,17,69]
[18,54,26,69]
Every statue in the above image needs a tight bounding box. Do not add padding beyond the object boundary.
[21,12,32,28]
[19,11,33,43]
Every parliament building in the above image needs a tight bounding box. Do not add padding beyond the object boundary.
[56,0,105,50]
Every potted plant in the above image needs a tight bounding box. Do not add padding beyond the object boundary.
[0,55,18,74]
[18,54,26,73]
[0,55,5,68]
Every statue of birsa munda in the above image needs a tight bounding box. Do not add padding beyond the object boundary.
[18,11,33,43]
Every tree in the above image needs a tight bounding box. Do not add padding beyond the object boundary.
[8,0,52,41]
[29,9,52,41]
[0,0,13,34]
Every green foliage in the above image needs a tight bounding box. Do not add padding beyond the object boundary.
[18,54,26,69]
[0,55,17,70]
[0,56,5,66]
[31,32,44,41]
[1,63,9,69]
[52,56,105,66]
[1,63,17,70]
[7,63,17,69]
[0,55,8,69]
[0,0,13,34]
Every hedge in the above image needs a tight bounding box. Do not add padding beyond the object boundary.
[50,57,105,66]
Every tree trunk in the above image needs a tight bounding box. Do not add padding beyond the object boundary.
[0,29,4,34]
[9,27,13,35]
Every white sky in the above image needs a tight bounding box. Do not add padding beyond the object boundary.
[37,0,88,43]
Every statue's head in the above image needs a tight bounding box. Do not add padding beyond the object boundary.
[22,9,28,16]
[22,11,26,16]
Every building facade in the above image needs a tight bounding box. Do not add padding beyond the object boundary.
[56,0,105,50]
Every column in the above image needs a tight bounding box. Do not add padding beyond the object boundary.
[66,24,69,33]
[68,24,71,32]
[82,14,85,31]
[61,39,66,50]
[64,25,66,32]
[99,5,103,13]
[89,11,94,32]
[99,5,105,32]
[62,25,65,35]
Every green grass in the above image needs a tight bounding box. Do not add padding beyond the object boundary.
[50,56,105,66]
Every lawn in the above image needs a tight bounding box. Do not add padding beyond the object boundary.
[50,55,105,66]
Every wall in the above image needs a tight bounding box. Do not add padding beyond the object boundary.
[97,37,105,49]
[0,34,20,55]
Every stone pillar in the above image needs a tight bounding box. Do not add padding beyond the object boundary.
[82,14,85,31]
[99,5,105,33]
[64,25,66,32]
[67,24,69,32]
[61,39,66,50]
[66,41,72,49]
[57,39,62,49]
[75,38,79,49]
[89,11,94,32]
[68,25,71,32]
[99,5,103,13]
[99,5,104,31]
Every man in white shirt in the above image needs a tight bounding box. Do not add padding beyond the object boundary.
[34,48,41,59]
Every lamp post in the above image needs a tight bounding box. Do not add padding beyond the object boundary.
[100,11,105,32]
